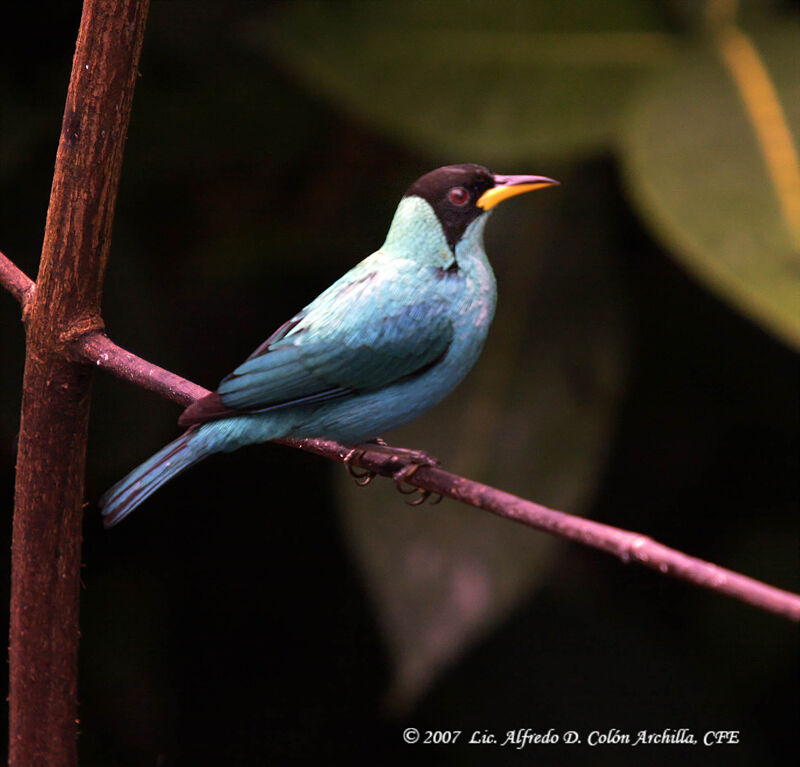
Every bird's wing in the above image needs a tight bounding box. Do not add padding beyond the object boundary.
[179,264,453,425]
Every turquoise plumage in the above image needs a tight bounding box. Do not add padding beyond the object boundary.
[100,164,557,526]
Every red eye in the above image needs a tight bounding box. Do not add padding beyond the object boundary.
[448,186,470,206]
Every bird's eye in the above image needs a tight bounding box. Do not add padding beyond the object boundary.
[448,186,470,206]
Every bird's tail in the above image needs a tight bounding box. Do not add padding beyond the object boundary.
[99,428,214,527]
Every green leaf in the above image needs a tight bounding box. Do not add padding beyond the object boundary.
[621,23,800,350]
[247,0,674,162]
[336,190,627,708]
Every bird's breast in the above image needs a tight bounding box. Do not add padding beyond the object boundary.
[436,254,496,330]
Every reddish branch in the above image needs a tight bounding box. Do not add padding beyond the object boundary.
[2,248,799,623]
[6,2,150,766]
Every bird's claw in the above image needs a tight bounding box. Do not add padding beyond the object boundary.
[393,463,442,506]
[344,448,376,486]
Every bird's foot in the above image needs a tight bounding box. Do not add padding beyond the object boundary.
[343,440,442,505]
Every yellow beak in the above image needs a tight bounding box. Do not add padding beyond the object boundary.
[477,174,559,211]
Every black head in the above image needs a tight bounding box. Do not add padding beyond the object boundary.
[404,164,558,252]
[403,164,496,251]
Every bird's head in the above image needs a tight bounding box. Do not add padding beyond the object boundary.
[396,164,558,255]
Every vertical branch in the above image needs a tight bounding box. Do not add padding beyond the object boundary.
[9,2,149,765]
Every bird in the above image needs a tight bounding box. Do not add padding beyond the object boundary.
[99,164,558,526]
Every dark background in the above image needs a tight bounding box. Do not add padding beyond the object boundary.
[1,2,798,765]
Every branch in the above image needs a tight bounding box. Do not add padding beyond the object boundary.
[6,2,150,766]
[76,336,800,623]
[0,253,35,311]
[4,252,798,622]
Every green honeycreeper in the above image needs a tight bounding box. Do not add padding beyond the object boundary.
[100,164,557,526]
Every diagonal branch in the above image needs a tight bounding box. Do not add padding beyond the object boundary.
[0,254,35,310]
[2,247,799,622]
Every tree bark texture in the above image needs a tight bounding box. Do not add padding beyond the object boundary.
[9,2,149,765]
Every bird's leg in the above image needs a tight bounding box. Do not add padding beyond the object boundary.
[357,438,441,469]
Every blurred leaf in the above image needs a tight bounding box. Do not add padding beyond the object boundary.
[247,0,675,163]
[337,187,627,708]
[666,0,787,32]
[622,23,800,350]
